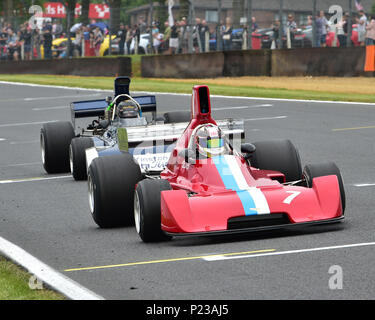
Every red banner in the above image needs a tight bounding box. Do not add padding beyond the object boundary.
[43,3,110,19]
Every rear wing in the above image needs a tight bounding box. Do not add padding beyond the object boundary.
[123,119,245,147]
[70,95,157,127]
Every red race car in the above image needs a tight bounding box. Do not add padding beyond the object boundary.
[88,85,345,242]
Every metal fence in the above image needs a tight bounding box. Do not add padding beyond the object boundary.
[0,0,374,61]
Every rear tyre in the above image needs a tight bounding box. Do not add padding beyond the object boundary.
[134,179,172,242]
[251,139,302,182]
[70,137,94,181]
[303,162,346,213]
[163,111,191,123]
[40,121,75,173]
[88,153,142,228]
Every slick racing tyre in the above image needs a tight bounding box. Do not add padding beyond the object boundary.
[303,162,346,213]
[40,121,75,173]
[251,139,302,182]
[70,137,94,181]
[134,179,172,242]
[88,153,142,228]
[163,111,191,123]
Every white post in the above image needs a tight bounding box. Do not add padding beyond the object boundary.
[242,29,247,50]
[286,27,291,49]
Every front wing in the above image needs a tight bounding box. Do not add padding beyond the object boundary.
[160,175,344,235]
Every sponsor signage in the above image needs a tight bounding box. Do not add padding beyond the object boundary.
[43,2,110,19]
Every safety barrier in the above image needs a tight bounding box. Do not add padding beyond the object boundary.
[0,57,131,77]
[0,48,372,78]
[142,46,372,78]
[271,47,368,77]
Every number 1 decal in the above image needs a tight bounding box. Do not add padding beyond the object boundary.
[283,191,301,204]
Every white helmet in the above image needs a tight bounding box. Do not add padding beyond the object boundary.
[195,125,225,158]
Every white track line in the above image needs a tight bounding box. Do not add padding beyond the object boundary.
[0,175,71,184]
[0,81,111,93]
[244,116,287,121]
[353,183,375,187]
[24,93,101,101]
[0,120,58,128]
[213,104,273,111]
[0,236,104,300]
[9,140,39,145]
[0,162,40,168]
[1,81,374,105]
[203,242,375,262]
[32,106,69,111]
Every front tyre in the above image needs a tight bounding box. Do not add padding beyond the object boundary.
[40,121,75,173]
[88,153,142,228]
[70,137,94,180]
[251,139,302,182]
[134,179,172,242]
[303,162,346,213]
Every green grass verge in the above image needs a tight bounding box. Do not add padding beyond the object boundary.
[0,74,374,103]
[0,256,64,300]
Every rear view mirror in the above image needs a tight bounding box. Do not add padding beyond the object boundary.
[241,143,256,159]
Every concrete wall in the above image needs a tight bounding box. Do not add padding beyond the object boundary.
[271,47,367,77]
[141,52,225,78]
[0,48,369,79]
[141,47,368,78]
[0,57,132,77]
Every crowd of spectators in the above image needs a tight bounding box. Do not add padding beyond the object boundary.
[1,9,375,61]
[0,18,65,61]
[269,10,375,49]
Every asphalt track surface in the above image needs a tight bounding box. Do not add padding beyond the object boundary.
[0,82,375,300]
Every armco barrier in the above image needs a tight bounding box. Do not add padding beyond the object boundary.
[141,52,224,78]
[0,57,131,77]
[271,47,366,77]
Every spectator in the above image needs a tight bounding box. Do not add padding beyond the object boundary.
[6,29,18,60]
[307,15,313,26]
[0,27,7,60]
[22,26,33,60]
[271,19,281,49]
[285,14,297,46]
[193,18,203,53]
[138,18,147,34]
[163,21,171,53]
[168,21,179,54]
[222,17,233,51]
[87,31,96,57]
[337,15,347,47]
[42,28,53,59]
[132,24,140,54]
[93,27,103,56]
[357,10,368,46]
[316,11,329,47]
[72,27,83,57]
[52,19,63,39]
[116,23,126,55]
[179,18,189,53]
[365,14,375,45]
[33,27,42,59]
[125,25,132,54]
[152,22,161,54]
[251,17,258,32]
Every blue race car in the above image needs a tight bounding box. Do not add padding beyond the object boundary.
[40,77,191,180]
